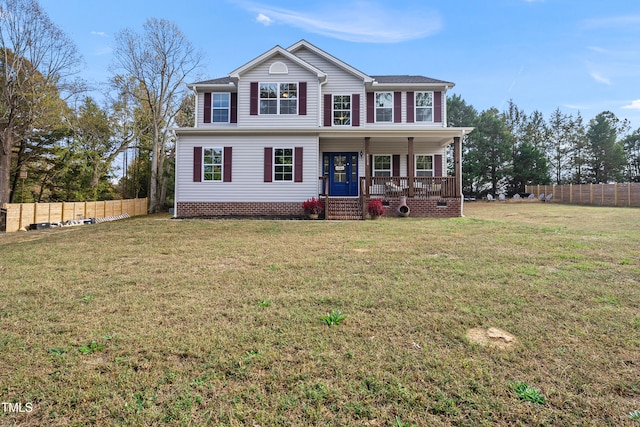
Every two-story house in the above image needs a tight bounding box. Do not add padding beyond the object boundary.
[174,40,473,219]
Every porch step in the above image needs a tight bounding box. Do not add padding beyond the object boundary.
[326,198,363,220]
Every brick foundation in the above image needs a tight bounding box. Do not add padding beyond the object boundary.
[177,198,462,219]
[176,202,303,218]
[368,197,462,218]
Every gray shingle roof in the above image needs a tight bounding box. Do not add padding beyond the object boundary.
[191,77,236,85]
[371,75,453,85]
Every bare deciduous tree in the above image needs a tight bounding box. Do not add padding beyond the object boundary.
[0,0,82,205]
[111,18,201,213]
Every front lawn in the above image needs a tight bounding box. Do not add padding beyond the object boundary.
[1,203,638,426]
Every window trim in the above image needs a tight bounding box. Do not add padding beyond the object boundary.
[332,94,351,126]
[415,154,434,177]
[415,91,434,123]
[273,147,294,182]
[372,154,392,177]
[374,92,393,123]
[259,82,298,115]
[211,93,230,123]
[203,147,224,182]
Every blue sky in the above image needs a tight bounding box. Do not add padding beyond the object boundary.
[40,0,640,130]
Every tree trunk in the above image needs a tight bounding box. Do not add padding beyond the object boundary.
[0,130,14,206]
[148,123,160,213]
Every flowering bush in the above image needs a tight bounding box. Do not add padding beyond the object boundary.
[302,197,324,215]
[367,198,385,217]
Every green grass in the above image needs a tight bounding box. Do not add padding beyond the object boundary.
[1,203,639,426]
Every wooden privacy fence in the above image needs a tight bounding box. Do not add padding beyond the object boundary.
[1,198,147,233]
[525,184,640,207]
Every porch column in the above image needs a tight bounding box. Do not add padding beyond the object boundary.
[407,137,414,197]
[364,137,371,196]
[454,136,462,197]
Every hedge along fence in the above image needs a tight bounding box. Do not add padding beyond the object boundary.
[525,184,640,207]
[1,198,148,233]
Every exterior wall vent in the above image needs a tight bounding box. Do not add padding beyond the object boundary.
[269,62,289,74]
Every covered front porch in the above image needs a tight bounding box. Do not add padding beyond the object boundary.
[317,129,470,219]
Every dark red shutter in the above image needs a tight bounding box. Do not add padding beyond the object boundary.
[294,147,303,182]
[369,155,373,177]
[435,154,443,176]
[250,82,259,115]
[392,155,400,177]
[193,147,202,182]
[324,94,332,127]
[352,94,360,127]
[203,93,211,123]
[366,92,374,123]
[299,82,307,116]
[223,147,232,182]
[434,91,442,123]
[406,91,414,123]
[394,92,401,123]
[264,147,273,182]
[230,93,238,123]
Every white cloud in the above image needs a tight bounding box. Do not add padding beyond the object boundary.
[622,100,640,110]
[237,1,443,43]
[256,13,273,26]
[590,72,611,85]
[583,15,640,30]
[91,31,107,37]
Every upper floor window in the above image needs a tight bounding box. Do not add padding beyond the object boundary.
[375,92,393,122]
[333,95,351,126]
[203,148,223,181]
[373,155,391,177]
[416,155,434,177]
[260,83,297,115]
[415,92,434,122]
[212,93,230,123]
[274,148,293,181]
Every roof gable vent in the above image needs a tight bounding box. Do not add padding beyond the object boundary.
[269,61,289,75]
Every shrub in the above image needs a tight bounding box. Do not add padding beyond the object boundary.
[302,197,324,215]
[367,198,385,217]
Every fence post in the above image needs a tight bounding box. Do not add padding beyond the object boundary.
[614,183,618,206]
[629,183,632,207]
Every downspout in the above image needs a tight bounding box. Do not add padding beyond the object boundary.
[172,128,179,218]
[192,86,198,128]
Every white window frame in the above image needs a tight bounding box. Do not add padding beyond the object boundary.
[212,93,230,123]
[203,148,223,181]
[333,95,351,126]
[415,154,434,177]
[274,148,294,181]
[373,154,392,177]
[415,91,434,123]
[375,92,393,123]
[259,82,298,115]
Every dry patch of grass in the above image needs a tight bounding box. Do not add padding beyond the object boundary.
[1,204,639,426]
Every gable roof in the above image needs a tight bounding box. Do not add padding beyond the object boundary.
[287,39,374,83]
[228,45,327,81]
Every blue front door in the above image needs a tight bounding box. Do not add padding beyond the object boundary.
[326,152,358,196]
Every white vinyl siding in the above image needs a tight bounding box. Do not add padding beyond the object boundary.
[176,135,318,202]
[236,54,318,128]
[292,47,365,128]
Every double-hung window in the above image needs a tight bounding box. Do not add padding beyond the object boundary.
[375,92,393,122]
[260,83,298,115]
[416,155,434,177]
[333,95,351,125]
[203,148,223,181]
[373,155,392,177]
[415,92,434,122]
[274,148,293,181]
[212,93,230,123]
